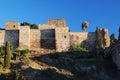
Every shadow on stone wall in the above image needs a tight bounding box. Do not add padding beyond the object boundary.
[4,30,19,50]
[40,29,55,49]
[81,32,96,51]
[70,32,96,51]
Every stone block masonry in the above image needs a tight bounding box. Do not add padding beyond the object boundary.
[0,19,110,52]
[5,30,19,50]
[19,26,30,49]
[30,29,40,50]
[0,30,5,46]
[70,32,96,51]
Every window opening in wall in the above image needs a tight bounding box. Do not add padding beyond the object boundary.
[13,25,15,28]
[64,36,66,38]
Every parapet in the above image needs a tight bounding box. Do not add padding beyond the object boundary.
[47,19,66,27]
[6,21,20,30]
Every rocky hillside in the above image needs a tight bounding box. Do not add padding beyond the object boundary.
[0,51,120,80]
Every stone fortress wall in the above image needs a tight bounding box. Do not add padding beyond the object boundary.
[70,32,96,51]
[0,19,110,52]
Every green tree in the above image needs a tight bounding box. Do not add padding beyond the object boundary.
[4,41,12,69]
[110,33,117,45]
[21,22,38,29]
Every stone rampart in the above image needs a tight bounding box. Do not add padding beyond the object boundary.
[55,27,70,52]
[5,30,19,50]
[70,32,96,51]
[19,26,30,49]
[30,29,40,50]
[0,30,5,46]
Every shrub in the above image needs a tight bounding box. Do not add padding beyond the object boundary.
[12,49,29,60]
[20,49,29,55]
[22,55,30,66]
[0,64,3,70]
[13,70,20,80]
[0,46,5,57]
[72,45,89,52]
[4,41,12,69]
[0,58,4,66]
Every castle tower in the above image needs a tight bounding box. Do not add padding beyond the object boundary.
[6,21,20,30]
[102,28,110,48]
[5,22,20,50]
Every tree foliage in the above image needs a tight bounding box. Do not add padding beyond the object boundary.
[21,22,38,29]
[81,21,89,32]
[110,33,117,45]
[4,41,12,69]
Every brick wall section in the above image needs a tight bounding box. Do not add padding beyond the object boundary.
[55,27,70,52]
[19,26,30,49]
[70,32,96,51]
[30,29,40,50]
[6,22,20,30]
[0,30,5,46]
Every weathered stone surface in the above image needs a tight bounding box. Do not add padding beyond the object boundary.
[47,19,66,27]
[70,32,96,51]
[6,21,20,30]
[55,27,70,52]
[102,29,110,47]
[40,29,55,49]
[30,29,40,49]
[0,30,5,46]
[5,30,19,50]
[19,26,30,49]
[0,19,110,52]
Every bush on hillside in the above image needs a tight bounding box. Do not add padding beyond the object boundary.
[4,41,12,69]
[72,45,89,52]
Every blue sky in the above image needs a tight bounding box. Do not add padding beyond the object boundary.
[0,0,120,38]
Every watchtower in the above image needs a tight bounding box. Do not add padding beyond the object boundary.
[6,21,20,30]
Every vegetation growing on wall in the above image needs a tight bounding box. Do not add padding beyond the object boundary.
[72,45,89,52]
[20,22,38,29]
